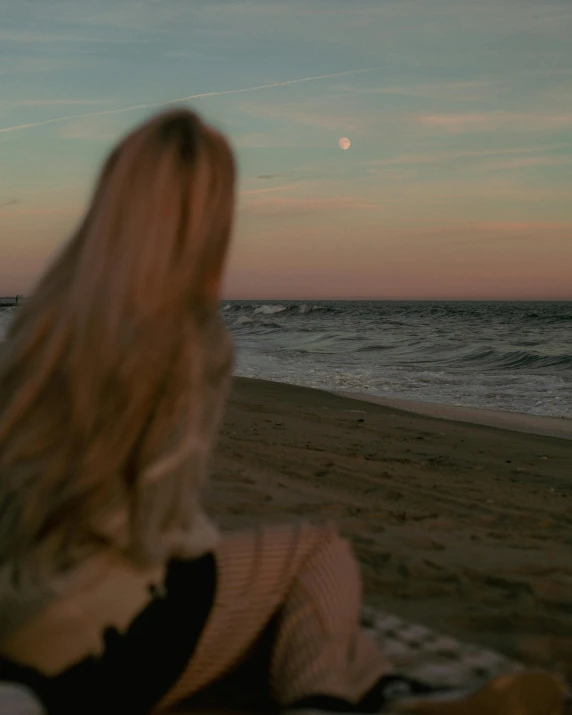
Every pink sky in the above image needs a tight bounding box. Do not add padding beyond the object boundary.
[1,0,571,300]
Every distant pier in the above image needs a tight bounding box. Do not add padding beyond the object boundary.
[0,296,23,307]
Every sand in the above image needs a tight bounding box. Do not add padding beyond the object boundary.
[335,391,572,441]
[206,377,572,682]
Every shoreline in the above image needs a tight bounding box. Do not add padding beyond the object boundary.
[331,389,572,441]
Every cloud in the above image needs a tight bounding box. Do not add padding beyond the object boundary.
[72,0,385,33]
[348,219,572,245]
[256,174,284,180]
[384,139,568,175]
[344,79,501,103]
[388,220,572,249]
[77,0,572,45]
[0,30,128,43]
[58,115,120,140]
[240,185,296,196]
[415,111,572,134]
[469,220,572,234]
[478,155,572,171]
[0,198,21,209]
[238,97,372,134]
[232,132,275,149]
[362,143,571,169]
[451,220,572,236]
[243,195,377,216]
[365,167,419,181]
[0,99,112,108]
[0,66,381,135]
[0,57,93,75]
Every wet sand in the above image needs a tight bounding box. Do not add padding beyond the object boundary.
[335,391,572,441]
[206,377,572,681]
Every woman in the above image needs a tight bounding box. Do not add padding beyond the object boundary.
[0,109,565,715]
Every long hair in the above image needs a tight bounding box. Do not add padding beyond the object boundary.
[0,109,236,603]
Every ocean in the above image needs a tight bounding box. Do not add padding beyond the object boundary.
[223,300,572,419]
[1,301,571,418]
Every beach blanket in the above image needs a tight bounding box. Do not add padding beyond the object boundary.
[360,605,524,692]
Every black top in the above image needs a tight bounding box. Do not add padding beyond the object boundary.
[0,553,217,715]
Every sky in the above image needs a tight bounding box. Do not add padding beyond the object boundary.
[0,0,571,300]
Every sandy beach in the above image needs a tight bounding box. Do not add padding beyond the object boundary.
[207,377,572,682]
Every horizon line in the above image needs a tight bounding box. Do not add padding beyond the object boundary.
[3,295,571,303]
[222,298,572,302]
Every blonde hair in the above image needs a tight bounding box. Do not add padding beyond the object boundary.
[0,109,235,624]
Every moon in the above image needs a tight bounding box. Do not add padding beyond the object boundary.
[339,137,351,151]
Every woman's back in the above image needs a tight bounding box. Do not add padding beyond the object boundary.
[0,109,235,645]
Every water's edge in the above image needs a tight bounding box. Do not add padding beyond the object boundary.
[332,388,572,441]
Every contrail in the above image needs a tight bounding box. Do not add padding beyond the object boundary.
[0,67,379,135]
